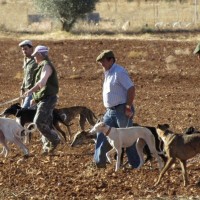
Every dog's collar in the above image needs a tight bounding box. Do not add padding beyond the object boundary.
[105,127,112,136]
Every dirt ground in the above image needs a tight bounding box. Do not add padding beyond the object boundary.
[0,35,200,199]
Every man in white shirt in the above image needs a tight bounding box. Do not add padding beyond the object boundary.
[94,50,140,168]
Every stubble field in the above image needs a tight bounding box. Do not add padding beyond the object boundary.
[0,34,200,199]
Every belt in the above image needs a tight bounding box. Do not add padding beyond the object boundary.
[108,103,125,110]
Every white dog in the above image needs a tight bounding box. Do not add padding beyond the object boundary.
[0,117,37,157]
[90,122,164,171]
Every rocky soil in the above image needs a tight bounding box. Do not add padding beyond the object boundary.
[0,36,200,199]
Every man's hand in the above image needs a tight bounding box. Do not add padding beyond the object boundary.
[22,90,32,98]
[20,88,24,96]
[125,106,133,118]
[30,99,36,107]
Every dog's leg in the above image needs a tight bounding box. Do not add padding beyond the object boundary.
[86,110,97,126]
[152,150,164,171]
[136,138,145,169]
[106,148,115,164]
[143,145,153,165]
[21,130,29,144]
[61,120,72,141]
[0,130,9,157]
[0,142,9,158]
[52,124,66,143]
[0,147,5,156]
[179,159,188,187]
[0,147,4,155]
[66,125,72,141]
[3,145,9,157]
[13,136,29,156]
[79,114,86,131]
[154,157,175,186]
[146,137,164,170]
[1,143,9,157]
[57,113,72,141]
[53,122,67,142]
[115,148,122,171]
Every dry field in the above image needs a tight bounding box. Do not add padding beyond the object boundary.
[0,33,200,199]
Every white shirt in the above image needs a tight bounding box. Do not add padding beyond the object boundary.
[103,63,134,108]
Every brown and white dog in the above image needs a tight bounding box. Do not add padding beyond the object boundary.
[90,122,164,171]
[155,124,200,187]
[0,117,36,157]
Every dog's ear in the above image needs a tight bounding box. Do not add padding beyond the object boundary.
[164,123,170,129]
[157,123,169,130]
[13,103,21,108]
[184,126,194,135]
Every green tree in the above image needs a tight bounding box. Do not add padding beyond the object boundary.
[33,0,99,31]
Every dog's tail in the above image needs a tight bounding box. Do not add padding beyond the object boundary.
[17,123,37,142]
[24,123,37,134]
[86,109,98,125]
[53,111,73,127]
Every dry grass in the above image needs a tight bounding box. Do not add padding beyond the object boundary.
[0,0,200,34]
[73,0,200,33]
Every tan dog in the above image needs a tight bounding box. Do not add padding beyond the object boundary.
[155,124,200,187]
[54,106,97,140]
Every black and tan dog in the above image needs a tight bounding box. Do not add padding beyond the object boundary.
[155,124,200,187]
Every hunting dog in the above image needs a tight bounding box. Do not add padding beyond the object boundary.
[70,130,96,147]
[54,106,97,140]
[154,124,200,187]
[0,103,97,142]
[90,122,164,171]
[0,117,36,157]
[0,103,67,142]
[121,125,168,168]
[70,124,167,167]
[140,125,167,164]
[183,126,200,135]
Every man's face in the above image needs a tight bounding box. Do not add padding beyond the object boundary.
[98,58,113,71]
[34,52,44,64]
[21,45,33,58]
